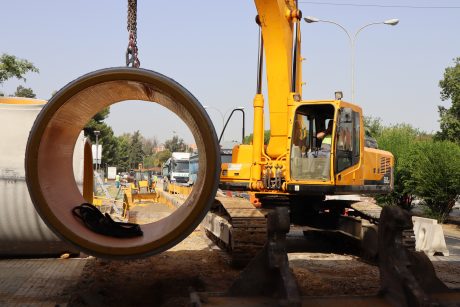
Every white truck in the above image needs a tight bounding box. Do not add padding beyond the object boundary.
[107,166,117,180]
[162,152,191,191]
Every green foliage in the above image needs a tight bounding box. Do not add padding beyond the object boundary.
[14,85,36,98]
[164,135,187,152]
[436,57,460,144]
[84,107,119,167]
[114,133,163,170]
[375,124,421,208]
[141,137,158,156]
[243,130,271,145]
[0,54,39,84]
[0,54,39,97]
[116,134,131,172]
[363,116,383,138]
[128,131,145,169]
[139,136,159,168]
[401,140,460,222]
[377,124,420,161]
[154,150,172,167]
[143,155,157,168]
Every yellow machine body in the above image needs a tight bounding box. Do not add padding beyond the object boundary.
[129,165,158,203]
[220,0,394,197]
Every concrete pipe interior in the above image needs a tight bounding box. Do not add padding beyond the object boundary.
[25,68,220,259]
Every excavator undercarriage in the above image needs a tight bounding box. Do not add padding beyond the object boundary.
[203,194,385,267]
[198,204,460,307]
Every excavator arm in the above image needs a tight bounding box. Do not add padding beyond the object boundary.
[254,0,302,158]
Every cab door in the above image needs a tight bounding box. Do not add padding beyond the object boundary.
[335,107,361,176]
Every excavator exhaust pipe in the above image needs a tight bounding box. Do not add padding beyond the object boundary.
[25,67,220,259]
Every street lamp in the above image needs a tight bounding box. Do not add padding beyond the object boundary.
[94,130,100,172]
[304,16,399,101]
[203,105,225,132]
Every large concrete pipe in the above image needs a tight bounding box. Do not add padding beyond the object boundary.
[0,97,85,256]
[25,68,220,259]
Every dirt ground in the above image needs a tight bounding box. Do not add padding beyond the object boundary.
[66,201,460,307]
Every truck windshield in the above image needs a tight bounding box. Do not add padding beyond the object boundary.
[173,161,189,172]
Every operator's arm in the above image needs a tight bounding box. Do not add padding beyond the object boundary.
[317,131,326,140]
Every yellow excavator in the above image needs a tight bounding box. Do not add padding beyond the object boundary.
[204,0,394,265]
[125,163,159,206]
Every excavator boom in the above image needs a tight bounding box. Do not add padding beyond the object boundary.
[254,0,302,158]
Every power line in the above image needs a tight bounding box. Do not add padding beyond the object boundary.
[299,1,460,9]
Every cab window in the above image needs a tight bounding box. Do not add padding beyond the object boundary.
[290,104,335,181]
[336,108,360,173]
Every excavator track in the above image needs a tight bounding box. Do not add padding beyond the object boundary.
[203,196,267,267]
[350,201,382,222]
[204,197,416,266]
[351,200,416,251]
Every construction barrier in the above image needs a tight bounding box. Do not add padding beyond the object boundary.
[412,216,449,256]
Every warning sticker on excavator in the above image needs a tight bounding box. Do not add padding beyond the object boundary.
[228,164,242,171]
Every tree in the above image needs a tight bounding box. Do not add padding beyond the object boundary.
[14,85,36,98]
[436,57,460,144]
[0,54,39,97]
[141,136,158,156]
[402,140,460,222]
[154,150,172,167]
[164,135,187,152]
[363,116,383,138]
[128,131,145,169]
[375,124,421,208]
[116,134,131,172]
[0,54,39,85]
[243,130,271,145]
[84,107,119,167]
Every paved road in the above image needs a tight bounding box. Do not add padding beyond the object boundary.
[430,231,460,262]
[446,235,460,256]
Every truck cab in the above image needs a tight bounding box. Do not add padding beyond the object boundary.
[162,152,191,191]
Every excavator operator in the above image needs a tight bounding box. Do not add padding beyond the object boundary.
[317,120,333,151]
[315,120,333,178]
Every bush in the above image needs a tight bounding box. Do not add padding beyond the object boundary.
[402,140,460,222]
[375,124,421,208]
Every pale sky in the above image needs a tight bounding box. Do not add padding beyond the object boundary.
[2,1,459,144]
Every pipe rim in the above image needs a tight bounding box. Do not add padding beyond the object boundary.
[25,67,220,258]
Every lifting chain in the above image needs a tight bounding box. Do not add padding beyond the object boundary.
[126,0,140,68]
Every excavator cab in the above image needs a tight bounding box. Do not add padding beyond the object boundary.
[290,103,336,182]
[288,100,392,195]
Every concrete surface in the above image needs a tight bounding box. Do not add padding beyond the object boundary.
[0,258,88,306]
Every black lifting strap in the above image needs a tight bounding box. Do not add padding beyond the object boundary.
[72,203,143,238]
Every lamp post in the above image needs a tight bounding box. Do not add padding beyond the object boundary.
[94,130,100,173]
[203,105,225,133]
[304,16,399,102]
